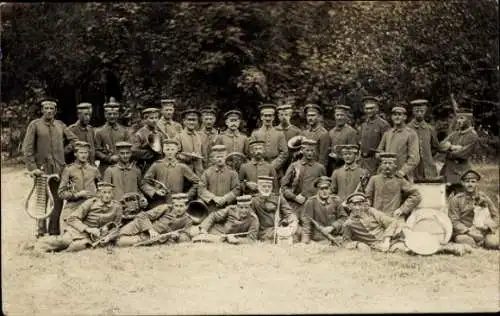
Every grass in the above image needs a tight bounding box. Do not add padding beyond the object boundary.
[1,164,499,315]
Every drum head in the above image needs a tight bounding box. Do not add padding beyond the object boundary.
[406,208,453,244]
[404,230,441,255]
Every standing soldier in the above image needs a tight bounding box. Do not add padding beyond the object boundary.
[175,108,204,176]
[327,105,359,173]
[103,141,145,202]
[276,103,302,144]
[301,176,347,244]
[198,145,241,213]
[65,102,96,165]
[331,144,370,201]
[408,99,439,181]
[358,96,391,175]
[281,139,327,219]
[239,139,277,195]
[199,105,220,169]
[365,153,422,217]
[58,141,101,233]
[22,97,79,237]
[377,105,420,182]
[131,107,165,173]
[439,109,479,196]
[216,110,249,171]
[250,104,288,177]
[301,104,330,167]
[157,99,183,138]
[95,100,130,176]
[141,139,199,205]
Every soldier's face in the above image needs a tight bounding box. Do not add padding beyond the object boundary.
[118,148,132,163]
[236,204,251,218]
[261,112,275,126]
[105,110,119,123]
[202,114,216,128]
[334,112,346,126]
[213,152,226,167]
[172,201,187,216]
[258,181,273,197]
[303,146,315,160]
[42,104,57,120]
[145,112,160,126]
[349,200,368,215]
[99,187,114,203]
[161,105,175,119]
[317,185,331,200]
[163,144,179,159]
[306,111,319,125]
[413,107,426,121]
[462,178,479,193]
[251,144,264,159]
[391,112,406,125]
[183,115,198,130]
[226,116,240,130]
[456,116,468,129]
[278,110,292,125]
[78,109,92,125]
[342,150,356,164]
[364,104,377,118]
[75,148,89,163]
[380,160,397,174]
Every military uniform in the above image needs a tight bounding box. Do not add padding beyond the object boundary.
[216,130,248,156]
[358,114,390,174]
[200,127,220,168]
[302,194,347,243]
[301,125,330,167]
[95,122,130,175]
[342,206,398,247]
[239,159,277,194]
[250,126,288,172]
[103,162,143,201]
[199,163,241,212]
[157,117,183,139]
[408,119,439,180]
[175,128,204,176]
[66,120,96,164]
[250,193,297,241]
[327,123,359,171]
[331,163,369,201]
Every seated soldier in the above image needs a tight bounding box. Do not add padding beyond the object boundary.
[251,176,298,242]
[35,182,122,252]
[116,193,193,247]
[198,145,241,213]
[449,170,499,249]
[365,152,421,218]
[239,139,278,195]
[58,141,101,232]
[301,176,347,244]
[331,144,370,201]
[195,195,259,244]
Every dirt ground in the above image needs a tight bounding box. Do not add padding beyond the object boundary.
[2,165,499,315]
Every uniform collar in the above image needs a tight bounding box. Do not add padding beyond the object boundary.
[393,124,405,132]
[43,118,55,126]
[301,159,314,166]
[214,165,226,173]
[117,162,133,170]
[74,161,89,169]
[184,128,197,136]
[307,124,322,132]
[162,158,177,167]
[317,196,333,205]
[225,129,239,137]
[344,163,358,171]
[409,119,428,128]
[106,122,120,130]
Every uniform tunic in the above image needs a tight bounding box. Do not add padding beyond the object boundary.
[365,174,422,216]
[377,125,420,179]
[131,125,165,172]
[250,194,297,240]
[141,159,199,202]
[65,197,122,240]
[66,121,96,164]
[156,117,183,138]
[132,205,193,234]
[239,159,278,194]
[408,120,439,180]
[358,115,390,174]
[276,124,302,143]
[199,165,241,208]
[281,159,326,204]
[342,207,397,246]
[200,128,220,168]
[302,195,347,242]
[328,124,359,156]
[103,163,143,201]
[448,191,499,237]
[331,163,370,201]
[216,130,249,155]
[200,205,259,240]
[95,123,130,174]
[439,127,479,184]
[250,126,288,171]
[175,129,204,176]
[301,125,330,167]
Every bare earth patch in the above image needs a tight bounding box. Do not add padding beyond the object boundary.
[2,165,499,315]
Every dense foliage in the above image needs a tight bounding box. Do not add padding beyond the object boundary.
[1,1,498,158]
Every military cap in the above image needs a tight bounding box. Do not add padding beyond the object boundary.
[40,97,58,107]
[236,195,253,205]
[378,152,398,161]
[362,96,381,104]
[76,102,92,110]
[301,138,317,147]
[161,99,177,106]
[104,101,120,111]
[74,141,91,150]
[276,103,293,112]
[257,176,274,183]
[410,99,429,107]
[97,181,115,189]
[224,109,242,120]
[259,103,277,114]
[162,139,181,147]
[171,192,189,201]
[304,103,322,114]
[460,169,481,181]
[200,106,217,115]
[211,144,227,152]
[248,139,265,147]
[334,104,351,113]
[115,141,133,149]
[315,176,332,188]
[181,108,201,118]
[337,144,360,152]
[142,107,160,115]
[391,106,407,114]
[346,192,367,204]
[225,152,247,164]
[287,135,305,150]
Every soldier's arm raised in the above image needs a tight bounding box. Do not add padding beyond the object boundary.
[447,132,479,159]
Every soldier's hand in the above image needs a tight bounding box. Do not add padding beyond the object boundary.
[156,189,167,196]
[31,169,44,177]
[393,207,404,217]
[148,229,160,240]
[169,232,180,241]
[139,197,148,208]
[213,196,225,207]
[225,235,240,244]
[246,181,258,191]
[395,170,405,178]
[109,155,120,163]
[86,227,101,239]
[295,194,306,205]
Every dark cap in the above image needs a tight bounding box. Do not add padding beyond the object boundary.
[181,108,201,118]
[163,139,181,147]
[201,106,217,115]
[97,181,115,189]
[362,96,381,104]
[334,104,351,113]
[460,169,481,181]
[315,176,332,188]
[161,99,177,106]
[74,141,91,150]
[224,110,242,120]
[304,104,322,114]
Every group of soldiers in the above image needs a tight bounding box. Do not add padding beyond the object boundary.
[22,96,499,253]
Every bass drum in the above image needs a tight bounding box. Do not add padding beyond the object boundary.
[406,208,453,244]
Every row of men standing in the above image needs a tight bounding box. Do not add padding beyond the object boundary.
[22,96,478,237]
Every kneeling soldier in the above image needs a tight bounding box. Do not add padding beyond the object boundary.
[301,176,347,244]
[116,193,193,247]
[195,195,259,244]
[35,182,122,252]
[449,170,499,249]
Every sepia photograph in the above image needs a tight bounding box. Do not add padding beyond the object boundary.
[1,1,499,315]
